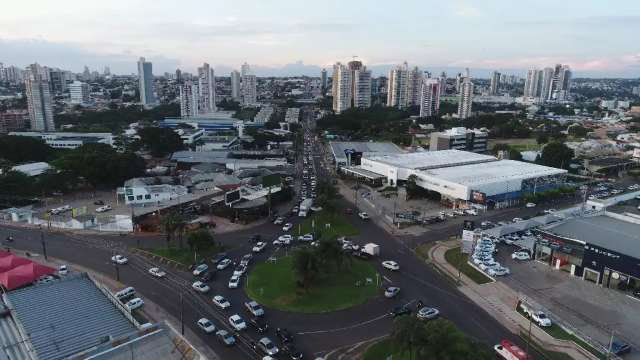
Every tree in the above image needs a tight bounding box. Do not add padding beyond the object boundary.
[137,127,184,157]
[0,171,35,196]
[391,315,426,358]
[0,136,54,164]
[536,133,549,145]
[316,238,349,271]
[186,229,215,253]
[491,143,523,161]
[292,247,319,292]
[538,142,574,169]
[406,174,421,200]
[567,124,589,138]
[160,211,184,247]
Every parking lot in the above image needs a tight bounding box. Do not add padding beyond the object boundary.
[32,190,128,219]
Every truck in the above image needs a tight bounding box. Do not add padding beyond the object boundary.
[494,340,532,360]
[298,198,313,217]
[362,243,380,256]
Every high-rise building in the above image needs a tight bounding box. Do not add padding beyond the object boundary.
[331,62,352,114]
[197,63,216,114]
[550,64,571,101]
[455,72,463,93]
[353,67,372,108]
[438,72,447,95]
[527,65,571,102]
[175,69,182,83]
[48,69,67,94]
[540,67,554,101]
[137,57,155,107]
[457,70,473,119]
[489,71,500,95]
[231,70,241,101]
[387,62,409,108]
[69,81,90,105]
[419,78,441,118]
[179,81,199,117]
[24,64,55,132]
[240,63,257,106]
[407,66,424,106]
[0,62,4,82]
[320,68,328,94]
[103,66,111,76]
[523,69,542,98]
[4,66,24,84]
[82,66,91,81]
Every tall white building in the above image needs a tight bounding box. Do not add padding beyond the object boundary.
[407,66,423,106]
[331,62,352,114]
[489,71,500,95]
[241,62,251,77]
[455,72,463,93]
[240,63,257,106]
[179,81,199,117]
[523,69,542,99]
[540,67,554,101]
[24,64,55,132]
[525,65,571,101]
[387,62,409,108]
[137,57,155,107]
[353,67,372,108]
[438,72,447,95]
[69,81,90,105]
[457,70,473,119]
[550,64,571,101]
[230,70,241,101]
[197,63,216,114]
[419,79,441,118]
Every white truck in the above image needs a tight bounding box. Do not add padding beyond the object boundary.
[362,243,380,256]
[298,198,313,217]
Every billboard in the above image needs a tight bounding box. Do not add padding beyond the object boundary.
[343,149,363,166]
[224,189,241,205]
[461,230,475,254]
[471,190,486,204]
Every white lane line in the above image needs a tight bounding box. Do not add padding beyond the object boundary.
[297,313,391,335]
[383,275,392,283]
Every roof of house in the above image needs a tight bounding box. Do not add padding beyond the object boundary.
[365,149,497,170]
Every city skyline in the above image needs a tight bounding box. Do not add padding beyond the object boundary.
[1,0,639,77]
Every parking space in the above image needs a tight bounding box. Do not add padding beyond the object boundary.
[33,190,128,219]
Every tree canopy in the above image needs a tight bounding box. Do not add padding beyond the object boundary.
[0,136,55,164]
[55,104,179,133]
[137,127,184,157]
[538,142,574,169]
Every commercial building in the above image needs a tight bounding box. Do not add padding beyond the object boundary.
[69,81,90,105]
[419,78,441,117]
[321,68,328,94]
[329,141,404,168]
[137,57,155,107]
[457,70,473,119]
[231,70,241,100]
[178,80,198,117]
[0,110,28,133]
[387,62,409,108]
[9,131,114,149]
[429,127,488,153]
[24,64,55,132]
[197,62,216,114]
[331,62,352,114]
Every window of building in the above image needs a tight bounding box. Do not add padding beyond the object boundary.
[136,195,142,200]
[128,196,134,201]
[145,194,151,200]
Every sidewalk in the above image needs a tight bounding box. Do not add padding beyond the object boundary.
[428,240,599,360]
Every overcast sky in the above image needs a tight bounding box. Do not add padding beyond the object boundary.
[1,0,639,77]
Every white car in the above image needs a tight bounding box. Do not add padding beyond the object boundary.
[197,318,216,334]
[511,251,531,261]
[381,260,399,271]
[228,275,241,289]
[233,264,247,277]
[479,260,498,271]
[358,212,370,220]
[525,202,536,208]
[488,266,510,276]
[228,314,246,331]
[58,265,69,276]
[512,217,523,223]
[282,223,293,232]
[384,286,400,298]
[531,311,552,327]
[273,217,284,225]
[297,234,314,242]
[148,267,166,278]
[212,295,231,309]
[96,205,112,213]
[244,301,265,317]
[125,297,144,311]
[193,263,209,276]
[274,234,292,245]
[111,255,128,264]
[216,259,232,270]
[253,242,267,253]
[192,281,210,293]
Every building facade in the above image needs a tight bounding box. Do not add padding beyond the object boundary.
[137,57,155,107]
[230,70,241,100]
[179,81,199,117]
[419,78,441,118]
[457,73,474,119]
[24,64,55,132]
[69,81,90,105]
[407,66,423,106]
[197,63,216,114]
[387,62,409,108]
[331,62,352,114]
[489,71,500,95]
[353,68,372,108]
[523,69,542,98]
[429,127,487,153]
[240,63,257,106]
[0,110,28,134]
[321,68,328,94]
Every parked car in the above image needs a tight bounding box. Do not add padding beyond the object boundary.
[391,305,412,318]
[384,286,400,298]
[258,337,279,356]
[216,329,236,346]
[192,281,210,293]
[125,297,144,311]
[298,234,314,242]
[416,306,439,320]
[197,318,216,334]
[253,241,267,253]
[531,311,552,327]
[228,275,241,288]
[211,252,228,264]
[148,267,166,278]
[212,295,231,309]
[282,223,294,232]
[525,202,536,208]
[274,235,293,246]
[233,264,247,277]
[248,316,269,333]
[465,208,478,216]
[245,301,265,317]
[275,328,294,343]
[192,263,209,276]
[95,205,112,213]
[111,255,128,264]
[382,260,400,271]
[228,314,247,331]
[216,259,232,270]
[358,212,370,220]
[58,265,69,276]
[511,251,531,261]
[488,266,510,276]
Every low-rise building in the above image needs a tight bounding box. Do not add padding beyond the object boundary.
[429,127,488,153]
[9,131,114,149]
[11,162,51,176]
[0,110,29,134]
[284,108,300,123]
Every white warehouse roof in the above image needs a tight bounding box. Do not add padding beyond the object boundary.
[365,150,496,170]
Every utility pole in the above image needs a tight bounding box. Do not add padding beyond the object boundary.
[114,262,120,281]
[525,308,533,357]
[40,227,48,260]
[180,291,185,335]
[354,179,359,211]
[606,330,615,360]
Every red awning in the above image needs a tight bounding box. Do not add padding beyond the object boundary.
[0,255,31,272]
[0,255,56,290]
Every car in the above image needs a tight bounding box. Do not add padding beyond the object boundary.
[531,311,552,327]
[125,297,144,311]
[276,328,294,343]
[543,208,556,214]
[200,271,215,283]
[233,264,247,276]
[111,255,128,264]
[281,343,304,360]
[245,300,265,317]
[525,202,536,208]
[297,234,314,242]
[273,217,284,225]
[358,212,370,220]
[228,314,247,331]
[197,318,216,334]
[274,234,293,245]
[240,253,253,265]
[381,260,400,271]
[212,295,231,309]
[228,275,241,288]
[479,260,498,271]
[248,316,269,333]
[211,252,228,264]
[258,337,279,356]
[512,251,531,261]
[192,263,209,276]
[390,305,412,318]
[253,241,267,253]
[282,223,294,232]
[384,286,400,298]
[35,275,56,285]
[416,306,440,320]
[488,266,510,276]
[148,267,166,278]
[58,265,69,276]
[93,200,105,205]
[216,258,232,270]
[216,329,236,346]
[464,208,478,216]
[610,340,632,355]
[95,205,112,213]
[192,281,210,293]
[512,217,523,223]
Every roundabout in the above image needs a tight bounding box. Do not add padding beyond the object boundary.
[245,256,379,313]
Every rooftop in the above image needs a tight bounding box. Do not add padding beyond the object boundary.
[365,149,497,170]
[329,141,404,163]
[545,215,640,259]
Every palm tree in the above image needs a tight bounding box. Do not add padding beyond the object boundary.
[292,247,319,292]
[160,211,183,247]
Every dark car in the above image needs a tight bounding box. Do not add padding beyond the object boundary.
[353,251,371,260]
[211,252,228,265]
[248,317,269,333]
[611,340,631,355]
[250,234,261,243]
[391,305,412,318]
[200,271,215,283]
[281,343,303,359]
[276,327,294,343]
[93,200,104,205]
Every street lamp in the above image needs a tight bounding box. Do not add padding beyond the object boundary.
[39,225,48,261]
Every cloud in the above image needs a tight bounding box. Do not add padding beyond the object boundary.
[453,1,482,17]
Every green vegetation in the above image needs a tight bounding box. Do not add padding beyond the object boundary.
[233,107,259,121]
[136,127,185,157]
[55,104,179,132]
[150,245,219,266]
[415,242,436,262]
[538,142,574,170]
[261,174,282,187]
[517,333,576,360]
[246,256,377,313]
[523,187,576,204]
[0,135,57,164]
[363,338,413,360]
[150,227,219,265]
[444,247,493,284]
[299,211,359,240]
[491,143,523,161]
[489,138,540,152]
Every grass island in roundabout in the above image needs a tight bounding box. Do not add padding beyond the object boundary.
[245,256,379,313]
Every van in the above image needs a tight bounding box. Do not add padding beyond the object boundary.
[115,286,135,301]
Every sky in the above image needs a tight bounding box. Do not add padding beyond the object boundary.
[1,0,639,77]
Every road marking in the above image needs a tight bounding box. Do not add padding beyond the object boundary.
[383,275,392,283]
[297,313,391,335]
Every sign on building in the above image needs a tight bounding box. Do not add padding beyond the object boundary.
[471,190,486,204]
[224,189,241,206]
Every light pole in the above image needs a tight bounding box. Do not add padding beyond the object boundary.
[39,226,48,261]
[180,291,185,335]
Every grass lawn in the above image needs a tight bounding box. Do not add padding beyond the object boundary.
[444,247,493,285]
[363,338,413,360]
[415,241,436,261]
[488,138,540,152]
[149,246,220,266]
[298,211,359,240]
[246,256,378,313]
